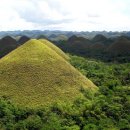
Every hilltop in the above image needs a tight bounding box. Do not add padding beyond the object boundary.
[49,34,68,41]
[92,34,107,42]
[0,39,96,107]
[39,39,69,60]
[108,37,130,55]
[0,36,18,58]
[59,35,91,55]
[18,36,30,45]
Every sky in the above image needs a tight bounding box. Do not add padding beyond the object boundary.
[0,0,130,31]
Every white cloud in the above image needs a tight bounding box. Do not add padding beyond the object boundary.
[0,0,129,31]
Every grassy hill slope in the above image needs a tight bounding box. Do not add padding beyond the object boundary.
[0,39,97,107]
[39,39,69,60]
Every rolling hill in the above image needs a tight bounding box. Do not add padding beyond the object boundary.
[92,34,107,42]
[37,34,48,40]
[39,39,69,60]
[107,37,130,55]
[56,34,130,62]
[18,36,30,45]
[90,43,105,51]
[0,39,97,107]
[59,35,91,55]
[0,36,18,58]
[50,34,68,41]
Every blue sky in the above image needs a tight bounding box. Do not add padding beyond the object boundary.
[0,0,130,31]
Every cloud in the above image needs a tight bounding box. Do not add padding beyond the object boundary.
[0,0,130,31]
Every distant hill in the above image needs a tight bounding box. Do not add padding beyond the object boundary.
[49,34,68,41]
[107,37,130,55]
[39,39,69,60]
[49,34,57,39]
[56,34,130,62]
[59,35,91,55]
[90,43,105,51]
[67,35,91,46]
[1,30,130,40]
[92,34,107,42]
[37,34,48,40]
[68,35,90,43]
[114,35,130,41]
[0,39,97,107]
[18,36,30,45]
[0,36,18,58]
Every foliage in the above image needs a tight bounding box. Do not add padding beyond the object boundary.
[0,85,129,130]
[70,55,130,87]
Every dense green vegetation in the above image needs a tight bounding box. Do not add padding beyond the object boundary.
[0,55,130,130]
[70,55,130,87]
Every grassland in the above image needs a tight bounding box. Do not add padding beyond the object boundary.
[0,39,97,107]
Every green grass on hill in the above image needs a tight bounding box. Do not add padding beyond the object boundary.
[39,39,69,60]
[0,39,97,107]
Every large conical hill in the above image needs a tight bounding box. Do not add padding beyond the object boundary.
[0,39,97,107]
